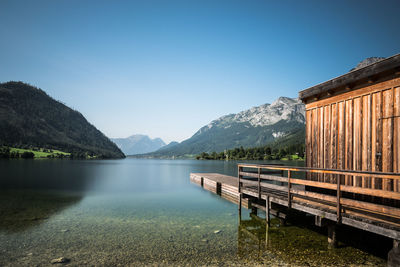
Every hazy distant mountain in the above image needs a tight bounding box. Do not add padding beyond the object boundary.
[0,81,125,158]
[112,134,166,155]
[146,97,305,157]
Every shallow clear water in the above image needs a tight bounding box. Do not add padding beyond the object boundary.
[0,159,386,266]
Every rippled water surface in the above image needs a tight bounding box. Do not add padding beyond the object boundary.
[0,159,386,266]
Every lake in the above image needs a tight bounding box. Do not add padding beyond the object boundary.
[0,159,386,266]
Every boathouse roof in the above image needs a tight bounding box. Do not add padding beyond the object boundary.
[299,53,400,102]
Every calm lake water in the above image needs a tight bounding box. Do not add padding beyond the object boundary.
[0,159,386,266]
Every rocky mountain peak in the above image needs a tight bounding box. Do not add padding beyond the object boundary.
[350,57,386,72]
[272,96,298,105]
[233,97,304,126]
[197,96,305,135]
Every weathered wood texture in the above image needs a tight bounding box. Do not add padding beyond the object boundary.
[305,78,400,193]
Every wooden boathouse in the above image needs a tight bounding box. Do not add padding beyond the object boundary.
[190,54,400,266]
[300,54,400,192]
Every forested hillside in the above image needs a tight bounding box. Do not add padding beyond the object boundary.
[0,81,124,158]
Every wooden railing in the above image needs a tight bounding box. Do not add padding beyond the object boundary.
[238,164,400,224]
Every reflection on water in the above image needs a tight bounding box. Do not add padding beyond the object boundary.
[0,190,82,233]
[0,160,98,192]
[238,215,270,261]
[0,159,388,266]
[238,213,386,266]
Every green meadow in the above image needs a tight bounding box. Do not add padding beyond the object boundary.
[9,147,70,158]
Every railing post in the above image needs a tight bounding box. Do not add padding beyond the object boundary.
[337,174,342,223]
[266,195,270,227]
[258,167,261,199]
[288,170,292,208]
[238,165,242,193]
[239,192,242,218]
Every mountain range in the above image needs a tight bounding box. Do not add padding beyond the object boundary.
[144,97,306,158]
[0,81,124,158]
[0,82,305,159]
[111,135,165,155]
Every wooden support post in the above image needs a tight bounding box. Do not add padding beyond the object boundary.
[258,167,261,199]
[287,170,292,208]
[327,224,338,248]
[337,174,342,223]
[266,196,270,227]
[239,193,242,219]
[315,216,322,227]
[388,240,400,267]
[251,205,258,215]
[315,216,328,227]
[265,222,269,248]
[238,166,242,193]
[216,182,221,195]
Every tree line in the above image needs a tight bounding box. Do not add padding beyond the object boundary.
[195,143,305,161]
[0,147,35,158]
[0,147,35,159]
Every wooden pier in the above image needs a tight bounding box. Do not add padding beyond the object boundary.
[191,54,400,265]
[190,173,250,208]
[190,164,400,265]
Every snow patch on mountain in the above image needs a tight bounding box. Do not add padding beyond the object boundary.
[272,132,286,138]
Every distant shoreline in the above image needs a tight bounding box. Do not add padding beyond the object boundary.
[0,146,122,160]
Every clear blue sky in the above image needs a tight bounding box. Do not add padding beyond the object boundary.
[1,0,399,143]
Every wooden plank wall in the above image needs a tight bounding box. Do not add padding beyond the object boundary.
[305,78,400,192]
[395,87,400,192]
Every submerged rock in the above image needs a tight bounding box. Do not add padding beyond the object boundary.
[214,230,221,234]
[51,257,70,264]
